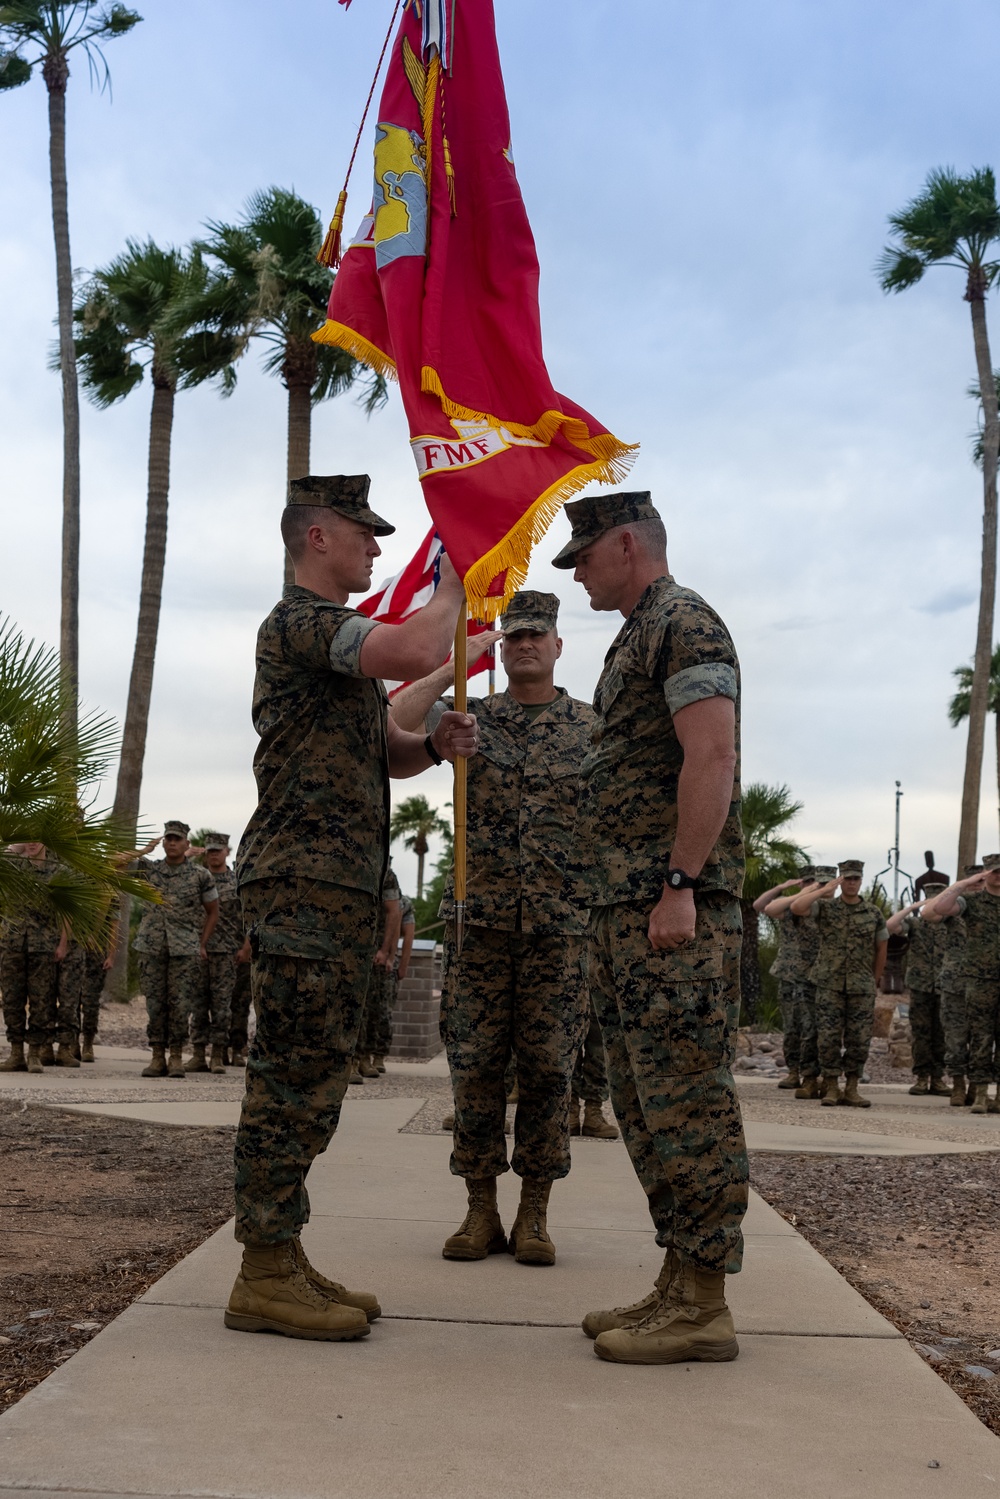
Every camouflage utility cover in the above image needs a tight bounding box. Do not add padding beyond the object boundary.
[0,855,63,952]
[236,585,388,896]
[959,889,1000,980]
[809,896,888,995]
[205,865,245,954]
[432,688,594,935]
[133,857,218,957]
[580,577,743,905]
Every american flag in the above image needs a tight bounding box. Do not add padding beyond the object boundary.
[359,527,495,697]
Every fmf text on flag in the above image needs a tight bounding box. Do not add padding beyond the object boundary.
[316,0,636,619]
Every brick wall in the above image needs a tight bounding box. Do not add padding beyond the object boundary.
[389,942,443,1060]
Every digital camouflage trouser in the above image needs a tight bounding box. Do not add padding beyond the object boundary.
[794,980,818,1077]
[778,979,800,1072]
[229,961,252,1053]
[0,943,58,1046]
[941,987,971,1078]
[57,945,105,1042]
[572,995,610,1103]
[965,981,1000,1085]
[815,987,874,1077]
[908,988,946,1077]
[358,965,395,1057]
[139,954,203,1050]
[441,924,588,1182]
[588,896,747,1276]
[234,879,377,1246]
[191,954,235,1048]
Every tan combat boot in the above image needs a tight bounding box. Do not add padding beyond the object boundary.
[141,1046,167,1078]
[224,1242,371,1341]
[507,1079,519,1104]
[442,1177,507,1260]
[349,1058,364,1084]
[582,1250,677,1339]
[39,1042,55,1066]
[358,1054,379,1078]
[929,1075,950,1097]
[908,1074,929,1096]
[966,1081,978,1106]
[582,1101,619,1139]
[167,1048,186,1079]
[820,1075,842,1106]
[778,1070,800,1090]
[794,1074,820,1100]
[55,1042,80,1068]
[971,1084,990,1115]
[291,1239,381,1322]
[209,1045,227,1074]
[184,1044,209,1073]
[841,1074,871,1108]
[233,1046,248,1066]
[508,1179,556,1265]
[372,1054,387,1074]
[442,1111,455,1131]
[569,1095,582,1136]
[989,1089,1000,1115]
[0,1042,27,1072]
[950,1076,967,1107]
[26,1045,43,1074]
[81,1033,96,1063]
[594,1257,739,1365]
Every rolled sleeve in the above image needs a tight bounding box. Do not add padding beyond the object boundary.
[663,661,738,715]
[876,922,889,944]
[328,614,379,678]
[425,697,452,734]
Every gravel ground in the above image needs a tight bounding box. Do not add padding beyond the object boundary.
[751,1150,1000,1436]
[739,1090,1000,1146]
[0,1101,234,1416]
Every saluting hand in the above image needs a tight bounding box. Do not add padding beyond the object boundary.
[433,711,480,761]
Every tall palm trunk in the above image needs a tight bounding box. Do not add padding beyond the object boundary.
[995,709,1000,844]
[43,49,81,718]
[958,278,1000,873]
[105,371,176,1000]
[284,339,315,587]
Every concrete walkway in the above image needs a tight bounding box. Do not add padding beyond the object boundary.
[1,1095,999,1497]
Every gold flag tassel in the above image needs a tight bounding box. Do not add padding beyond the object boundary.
[317,0,404,269]
[452,600,468,956]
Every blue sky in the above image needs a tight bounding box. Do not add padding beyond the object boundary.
[3,0,1000,896]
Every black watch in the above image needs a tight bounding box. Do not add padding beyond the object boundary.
[423,734,443,766]
[665,868,697,891]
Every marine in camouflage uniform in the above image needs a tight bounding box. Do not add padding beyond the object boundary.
[189,834,248,1073]
[354,865,402,1076]
[889,882,949,1093]
[375,886,414,1064]
[795,860,888,1106]
[392,589,591,1265]
[940,856,1000,1112]
[133,821,219,1077]
[0,849,64,1072]
[758,864,825,1093]
[934,867,977,1103]
[555,491,746,1365]
[56,939,107,1063]
[226,474,473,1342]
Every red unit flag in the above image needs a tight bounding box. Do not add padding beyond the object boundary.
[316,0,637,620]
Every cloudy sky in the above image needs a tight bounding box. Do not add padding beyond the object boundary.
[3,0,1000,898]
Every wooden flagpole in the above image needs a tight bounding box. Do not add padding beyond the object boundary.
[453,601,468,955]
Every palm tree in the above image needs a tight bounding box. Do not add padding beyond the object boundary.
[949,645,1000,842]
[878,168,1000,873]
[0,616,154,944]
[390,794,451,900]
[0,3,141,716]
[73,240,239,992]
[185,187,387,583]
[740,782,806,1022]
